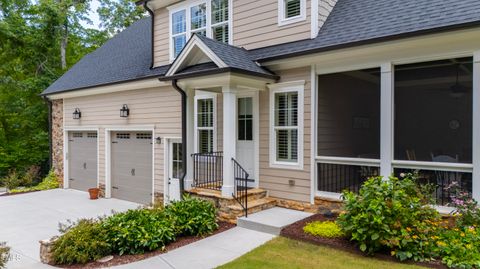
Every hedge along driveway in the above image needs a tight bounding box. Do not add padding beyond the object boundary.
[0,189,139,269]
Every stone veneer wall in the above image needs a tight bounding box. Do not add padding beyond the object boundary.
[51,99,64,187]
[275,196,343,214]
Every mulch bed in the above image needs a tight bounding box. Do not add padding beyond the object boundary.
[280,214,447,269]
[56,221,235,269]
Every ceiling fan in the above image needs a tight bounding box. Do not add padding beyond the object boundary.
[449,64,469,98]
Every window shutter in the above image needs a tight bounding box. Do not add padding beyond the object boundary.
[285,0,301,18]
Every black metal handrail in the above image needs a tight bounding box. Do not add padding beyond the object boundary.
[192,152,223,190]
[232,158,249,217]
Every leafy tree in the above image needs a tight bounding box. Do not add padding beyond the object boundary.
[97,0,146,36]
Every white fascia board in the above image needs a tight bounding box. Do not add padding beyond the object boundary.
[262,27,480,71]
[166,35,227,77]
[46,78,168,100]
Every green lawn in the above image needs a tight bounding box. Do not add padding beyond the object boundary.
[217,237,428,269]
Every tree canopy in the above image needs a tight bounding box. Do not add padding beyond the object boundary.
[0,0,145,179]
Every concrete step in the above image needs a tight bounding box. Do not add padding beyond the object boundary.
[237,207,313,235]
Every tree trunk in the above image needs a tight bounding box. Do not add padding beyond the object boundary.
[60,23,67,70]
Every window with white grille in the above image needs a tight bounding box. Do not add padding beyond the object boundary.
[87,132,97,138]
[116,133,130,139]
[269,82,304,169]
[195,97,215,153]
[136,133,152,140]
[169,0,231,60]
[278,0,306,26]
[72,132,83,138]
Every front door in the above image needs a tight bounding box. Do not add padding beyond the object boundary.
[236,96,256,186]
[167,140,182,203]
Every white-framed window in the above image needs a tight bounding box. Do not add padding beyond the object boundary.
[269,81,304,169]
[278,0,306,26]
[194,95,217,153]
[169,0,231,60]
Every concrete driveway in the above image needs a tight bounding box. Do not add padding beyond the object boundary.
[0,189,139,269]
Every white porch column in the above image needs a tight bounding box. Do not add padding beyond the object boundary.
[184,88,195,190]
[472,52,480,201]
[380,63,394,178]
[221,86,237,197]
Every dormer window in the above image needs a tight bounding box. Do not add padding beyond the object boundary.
[169,0,231,60]
[278,0,306,26]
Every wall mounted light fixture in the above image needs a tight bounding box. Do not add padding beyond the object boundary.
[120,104,130,118]
[73,108,81,119]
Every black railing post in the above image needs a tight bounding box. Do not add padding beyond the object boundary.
[232,158,249,217]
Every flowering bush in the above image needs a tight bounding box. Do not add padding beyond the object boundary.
[446,181,480,227]
[337,175,439,257]
[434,226,480,269]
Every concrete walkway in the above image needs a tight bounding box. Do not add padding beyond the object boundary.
[0,189,140,269]
[113,227,275,269]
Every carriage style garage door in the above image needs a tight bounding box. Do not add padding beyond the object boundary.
[68,131,98,191]
[111,131,153,204]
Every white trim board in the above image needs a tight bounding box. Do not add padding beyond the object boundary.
[46,78,168,100]
[104,126,155,204]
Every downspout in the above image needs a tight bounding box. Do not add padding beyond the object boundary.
[171,79,187,193]
[142,0,155,69]
[42,96,53,170]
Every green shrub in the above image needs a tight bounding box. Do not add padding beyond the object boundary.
[303,221,344,238]
[101,208,176,255]
[0,242,9,269]
[164,195,218,236]
[9,170,58,193]
[337,175,439,260]
[52,219,111,265]
[2,170,22,190]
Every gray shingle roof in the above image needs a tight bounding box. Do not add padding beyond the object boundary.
[42,18,169,95]
[193,34,275,77]
[43,0,480,95]
[251,0,480,61]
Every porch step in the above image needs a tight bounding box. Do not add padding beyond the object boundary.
[236,188,268,202]
[227,197,276,216]
[237,207,313,235]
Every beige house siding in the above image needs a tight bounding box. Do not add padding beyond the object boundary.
[259,67,312,202]
[63,86,181,196]
[152,0,314,67]
[153,8,170,67]
[233,0,312,50]
[318,0,337,33]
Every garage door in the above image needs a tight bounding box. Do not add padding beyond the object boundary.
[68,131,98,191]
[111,131,153,204]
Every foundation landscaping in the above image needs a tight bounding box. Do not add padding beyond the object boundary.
[223,174,480,269]
[41,195,232,268]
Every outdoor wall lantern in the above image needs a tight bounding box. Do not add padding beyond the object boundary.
[120,104,130,118]
[73,108,81,119]
[156,137,162,144]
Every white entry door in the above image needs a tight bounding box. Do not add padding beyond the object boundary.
[236,96,256,186]
[167,140,182,203]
